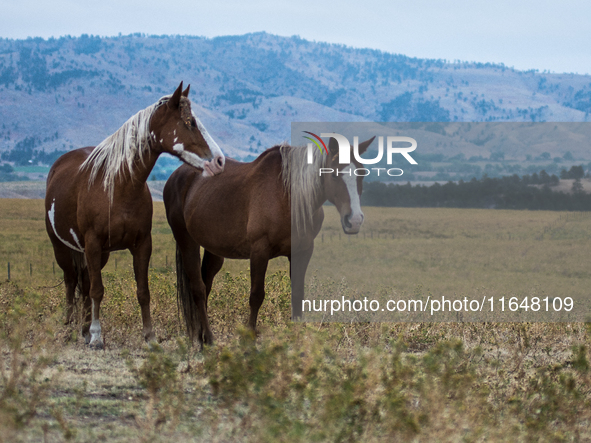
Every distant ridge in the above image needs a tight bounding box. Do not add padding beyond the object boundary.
[0,32,589,165]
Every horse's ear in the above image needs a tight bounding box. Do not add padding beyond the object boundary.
[168,82,184,109]
[357,136,376,155]
[182,84,190,97]
[328,137,339,155]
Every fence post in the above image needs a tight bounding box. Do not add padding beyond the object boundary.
[7,262,10,281]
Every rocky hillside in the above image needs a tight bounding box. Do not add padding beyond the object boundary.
[0,32,590,166]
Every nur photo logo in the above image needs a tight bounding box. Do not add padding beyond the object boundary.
[303,132,418,177]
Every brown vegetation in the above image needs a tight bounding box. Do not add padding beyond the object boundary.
[1,199,591,441]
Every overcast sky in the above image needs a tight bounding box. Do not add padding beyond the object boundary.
[1,0,589,75]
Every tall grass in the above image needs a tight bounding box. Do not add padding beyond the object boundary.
[1,199,591,440]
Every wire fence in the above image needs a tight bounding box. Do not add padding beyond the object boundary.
[4,253,174,281]
[5,211,589,281]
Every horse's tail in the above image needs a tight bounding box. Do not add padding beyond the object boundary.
[71,250,86,311]
[176,244,198,342]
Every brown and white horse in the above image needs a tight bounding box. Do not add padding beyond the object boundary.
[45,82,225,348]
[164,136,374,348]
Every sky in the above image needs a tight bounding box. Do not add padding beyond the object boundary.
[1,0,589,75]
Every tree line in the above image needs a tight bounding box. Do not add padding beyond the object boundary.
[362,170,591,211]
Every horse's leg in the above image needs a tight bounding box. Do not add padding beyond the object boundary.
[81,251,109,344]
[131,235,156,343]
[247,247,270,331]
[201,249,224,307]
[177,237,213,348]
[50,242,79,325]
[84,235,105,349]
[289,246,314,320]
[81,265,91,344]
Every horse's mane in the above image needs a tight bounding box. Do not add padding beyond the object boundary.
[279,144,325,235]
[80,94,184,204]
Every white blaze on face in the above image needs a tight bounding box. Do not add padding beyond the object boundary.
[180,151,207,169]
[341,164,364,229]
[193,113,224,159]
[48,199,84,253]
[172,111,225,176]
[193,111,225,176]
[172,142,208,169]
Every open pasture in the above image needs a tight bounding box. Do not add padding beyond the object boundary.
[1,198,591,441]
[308,206,591,322]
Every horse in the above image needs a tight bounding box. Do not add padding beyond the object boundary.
[163,136,375,348]
[45,82,226,349]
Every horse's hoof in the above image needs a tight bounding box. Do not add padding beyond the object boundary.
[144,332,157,344]
[89,341,104,350]
[147,341,162,352]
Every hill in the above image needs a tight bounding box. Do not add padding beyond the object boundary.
[0,32,590,171]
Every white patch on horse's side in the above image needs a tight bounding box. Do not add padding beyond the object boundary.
[174,136,178,143]
[173,129,177,136]
[69,229,84,251]
[173,143,184,153]
[341,164,363,218]
[48,200,84,253]
[193,111,225,161]
[160,139,164,144]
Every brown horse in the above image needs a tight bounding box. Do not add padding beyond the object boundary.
[45,82,225,349]
[163,136,374,348]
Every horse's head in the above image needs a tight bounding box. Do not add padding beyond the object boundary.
[323,136,375,234]
[151,82,225,176]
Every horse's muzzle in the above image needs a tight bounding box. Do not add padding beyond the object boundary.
[342,213,364,234]
[202,154,225,177]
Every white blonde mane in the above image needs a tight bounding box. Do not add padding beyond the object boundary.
[80,95,171,204]
[280,144,326,235]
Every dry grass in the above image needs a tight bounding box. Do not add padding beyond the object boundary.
[307,207,591,322]
[1,199,591,441]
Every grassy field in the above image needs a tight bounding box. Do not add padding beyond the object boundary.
[1,199,591,441]
[307,206,591,322]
